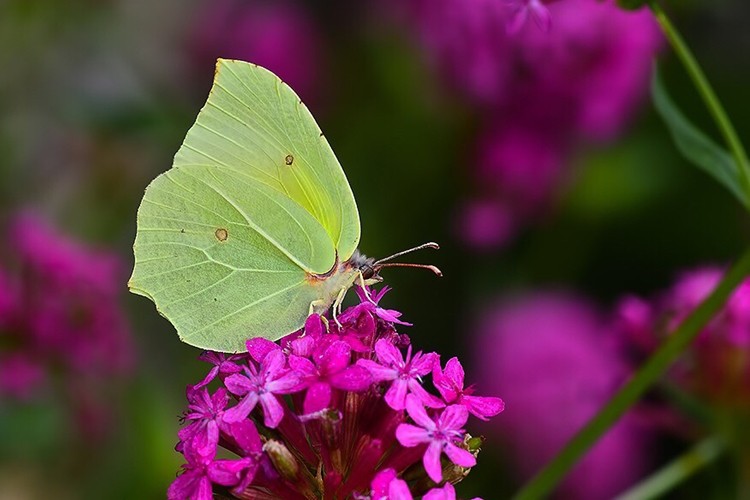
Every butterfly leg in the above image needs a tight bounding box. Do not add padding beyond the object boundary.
[357,271,377,305]
[309,299,326,316]
[331,286,348,327]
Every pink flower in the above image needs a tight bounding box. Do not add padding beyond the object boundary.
[456,199,517,251]
[223,350,299,428]
[396,395,476,483]
[195,352,244,389]
[178,386,231,459]
[369,468,413,500]
[433,357,504,420]
[358,339,443,410]
[168,445,258,500]
[289,340,372,414]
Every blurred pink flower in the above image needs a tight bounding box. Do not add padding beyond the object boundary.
[397,0,661,250]
[188,0,324,103]
[0,213,134,435]
[615,267,750,408]
[475,293,651,499]
[0,353,45,400]
[514,0,662,140]
[457,199,517,250]
[7,213,134,376]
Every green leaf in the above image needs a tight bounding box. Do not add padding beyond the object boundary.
[652,66,749,208]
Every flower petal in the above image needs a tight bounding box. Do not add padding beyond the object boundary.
[408,379,445,409]
[443,357,465,389]
[395,423,430,447]
[208,457,254,486]
[437,404,469,431]
[222,392,259,423]
[388,477,414,500]
[410,351,438,376]
[385,379,409,410]
[259,393,285,428]
[303,381,332,414]
[266,370,300,394]
[304,314,325,338]
[329,365,372,391]
[423,441,444,483]
[444,442,476,468]
[320,340,352,374]
[261,350,287,378]
[224,374,252,396]
[423,483,457,500]
[357,359,397,382]
[374,338,404,367]
[225,419,262,455]
[463,395,505,420]
[245,338,279,364]
[167,468,212,500]
[405,394,436,430]
[371,468,398,497]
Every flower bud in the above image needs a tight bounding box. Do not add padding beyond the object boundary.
[263,440,300,481]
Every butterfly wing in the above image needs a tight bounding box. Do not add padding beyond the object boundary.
[129,60,360,352]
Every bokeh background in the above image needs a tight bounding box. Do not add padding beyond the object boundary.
[1,0,750,498]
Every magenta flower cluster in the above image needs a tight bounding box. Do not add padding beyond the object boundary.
[170,286,503,499]
[616,267,750,408]
[392,0,662,249]
[0,213,134,435]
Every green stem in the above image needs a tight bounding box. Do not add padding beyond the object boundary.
[512,246,750,500]
[614,436,725,500]
[648,0,750,199]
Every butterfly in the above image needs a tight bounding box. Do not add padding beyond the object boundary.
[129,59,440,352]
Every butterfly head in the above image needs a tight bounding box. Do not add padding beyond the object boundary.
[348,242,442,285]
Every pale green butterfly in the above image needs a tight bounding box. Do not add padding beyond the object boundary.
[129,59,440,353]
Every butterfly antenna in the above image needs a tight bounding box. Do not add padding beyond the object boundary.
[374,262,443,277]
[373,242,440,265]
[371,242,442,277]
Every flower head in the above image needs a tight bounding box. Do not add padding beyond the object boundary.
[433,358,505,421]
[170,286,502,498]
